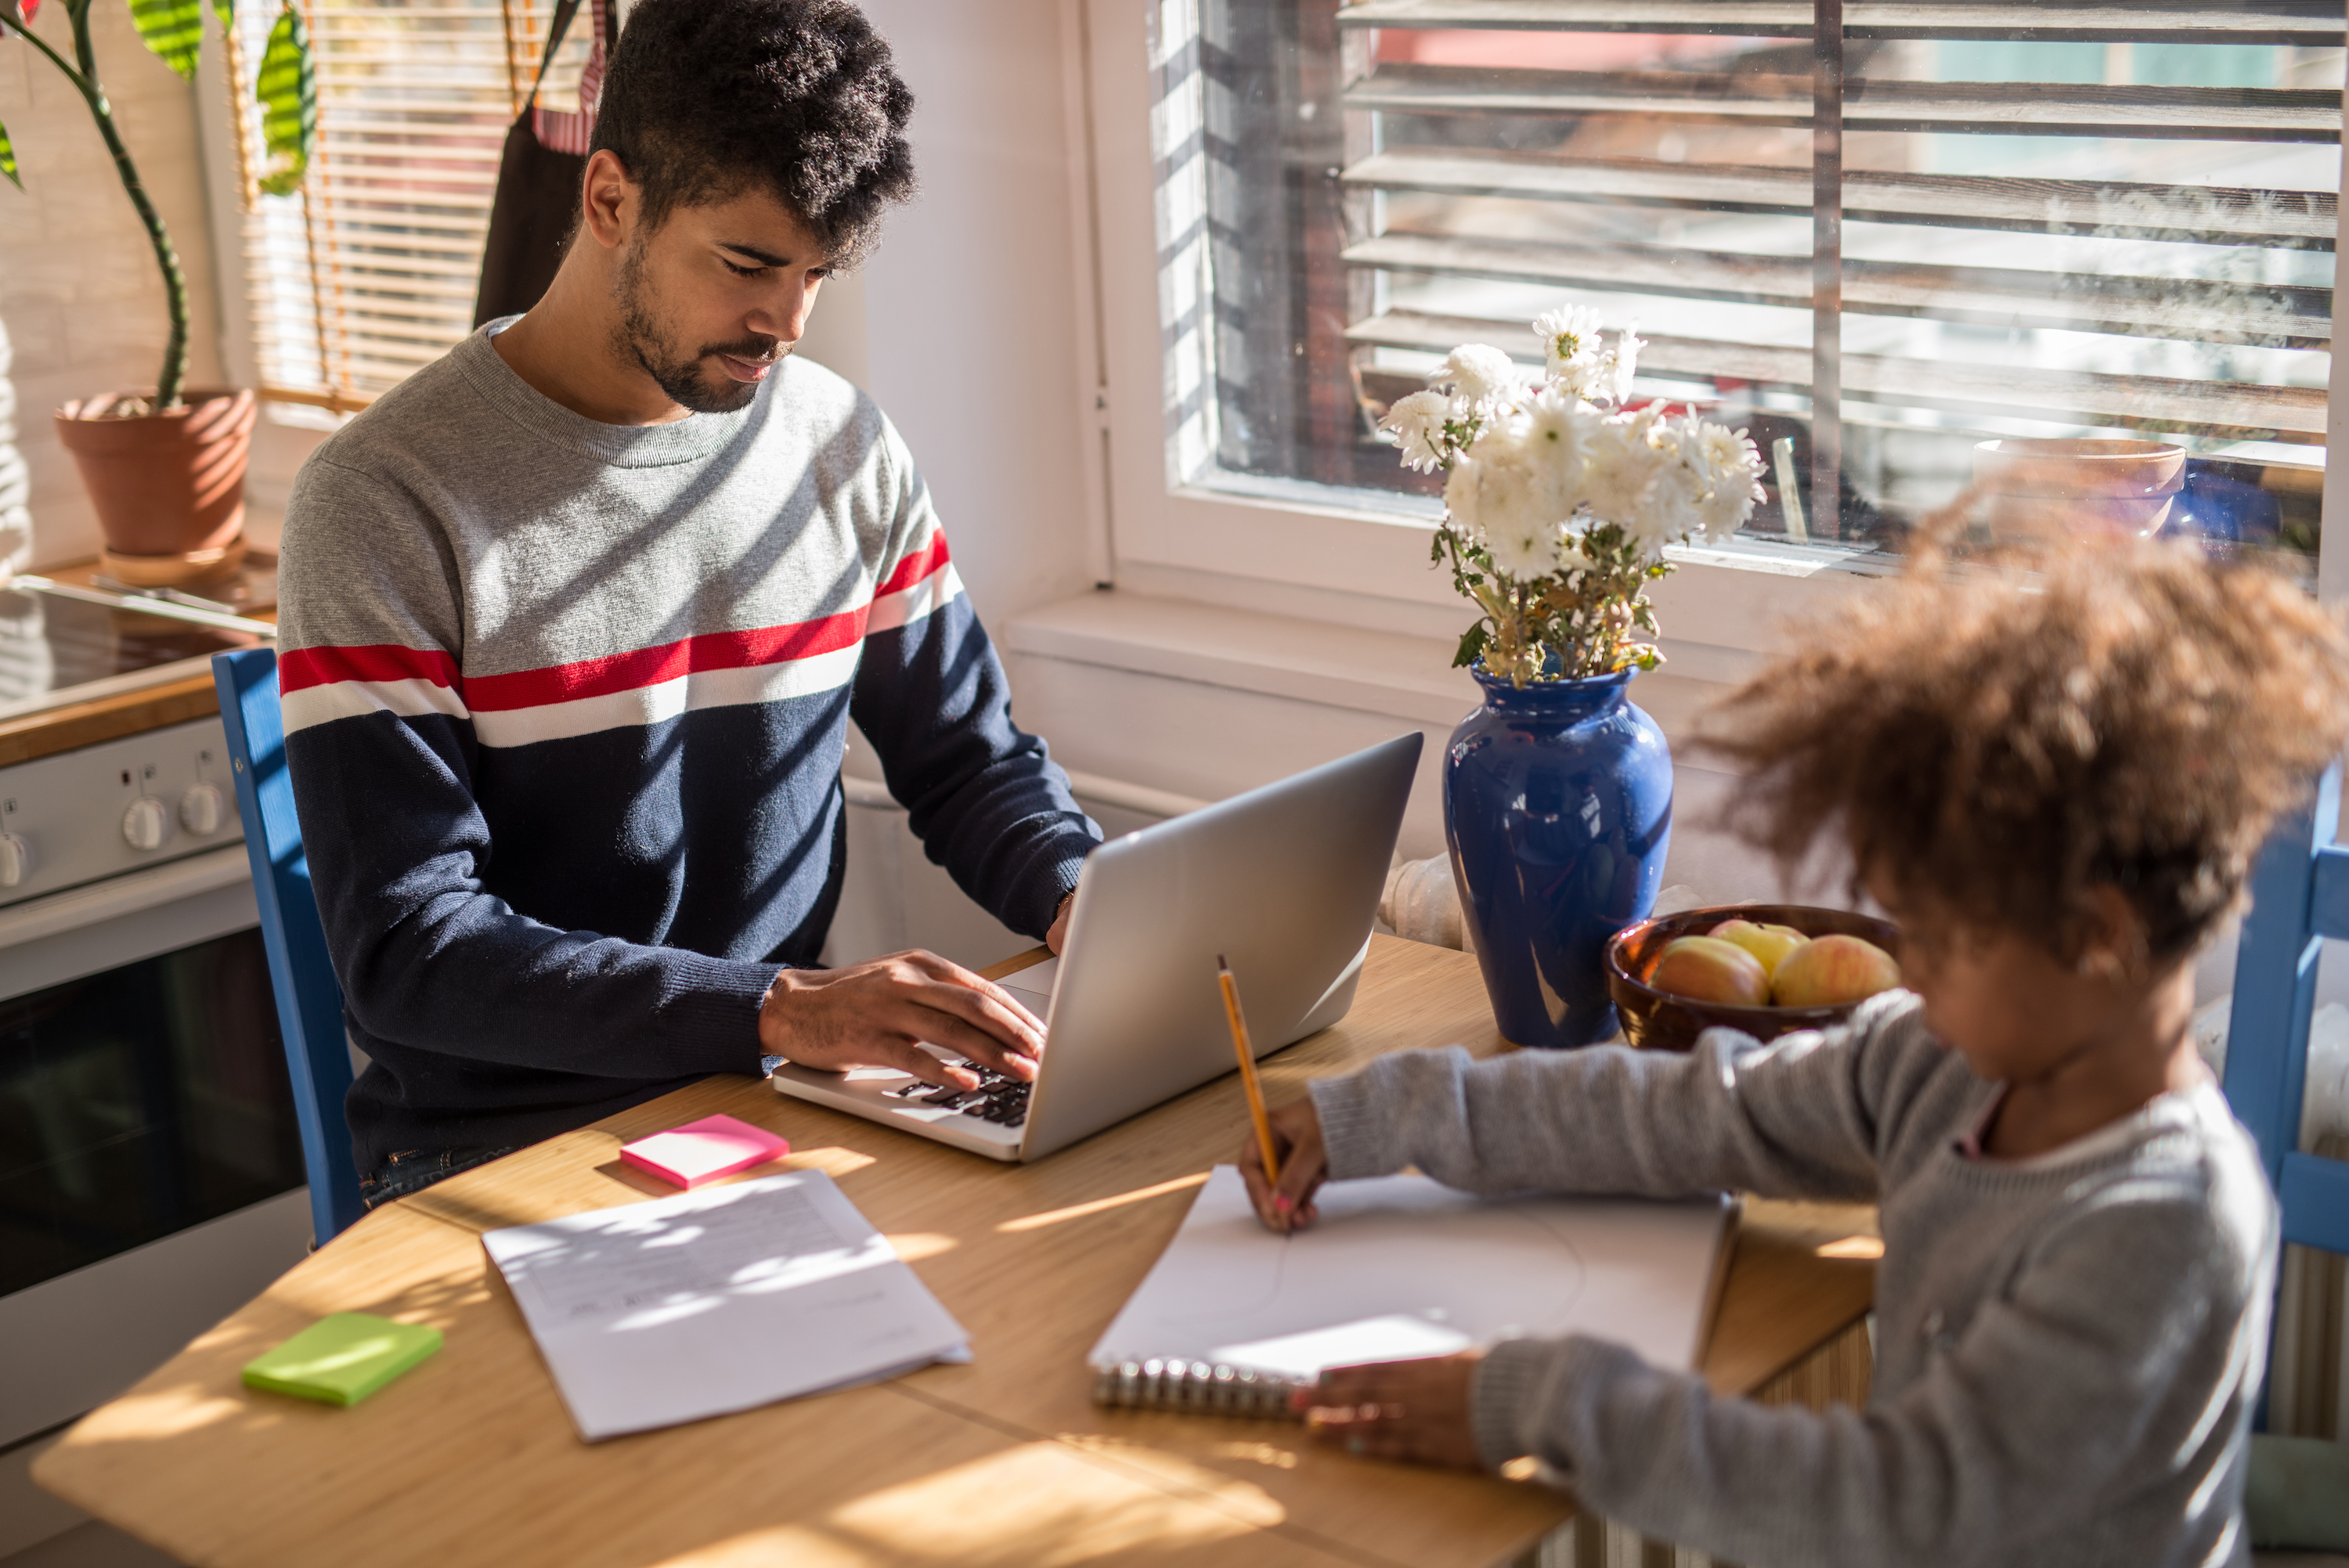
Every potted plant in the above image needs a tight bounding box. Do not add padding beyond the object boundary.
[2,0,313,583]
[1380,310,1767,1047]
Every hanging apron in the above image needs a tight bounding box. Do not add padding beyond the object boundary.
[471,0,608,328]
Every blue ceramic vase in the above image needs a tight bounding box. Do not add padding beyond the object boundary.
[1445,665,1673,1047]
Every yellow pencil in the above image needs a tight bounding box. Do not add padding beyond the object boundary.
[1217,954,1280,1185]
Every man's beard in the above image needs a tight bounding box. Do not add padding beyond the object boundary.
[612,244,786,414]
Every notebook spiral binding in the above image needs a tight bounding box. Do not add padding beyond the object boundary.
[1091,1359,1311,1420]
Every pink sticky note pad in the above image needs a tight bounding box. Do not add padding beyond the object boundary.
[619,1114,790,1189]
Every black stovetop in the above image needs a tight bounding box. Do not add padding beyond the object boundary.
[0,575,272,719]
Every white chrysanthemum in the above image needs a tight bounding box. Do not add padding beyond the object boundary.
[1590,326,1644,407]
[1636,445,1706,551]
[1431,344,1528,416]
[1532,305,1607,392]
[1557,521,1595,573]
[1692,421,1766,540]
[1520,386,1591,510]
[1382,389,1459,473]
[1579,407,1671,531]
[1445,420,1575,580]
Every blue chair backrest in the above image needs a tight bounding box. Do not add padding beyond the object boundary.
[213,648,366,1244]
[2225,761,2349,1262]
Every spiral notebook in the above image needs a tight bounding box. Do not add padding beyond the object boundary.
[1089,1166,1733,1414]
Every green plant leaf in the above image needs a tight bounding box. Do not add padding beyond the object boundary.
[128,0,203,79]
[0,113,19,191]
[1453,625,1488,670]
[211,0,229,29]
[254,0,313,196]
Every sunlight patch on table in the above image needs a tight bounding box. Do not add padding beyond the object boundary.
[1816,1235,1884,1260]
[886,1232,958,1262]
[1205,1440,1300,1470]
[791,1147,878,1178]
[677,1442,1263,1566]
[998,1173,1209,1234]
[1054,1434,1290,1527]
[65,1384,257,1442]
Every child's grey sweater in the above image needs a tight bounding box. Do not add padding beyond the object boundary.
[1309,991,2275,1568]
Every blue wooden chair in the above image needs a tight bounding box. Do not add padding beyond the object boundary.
[213,648,366,1244]
[2226,759,2349,1548]
[2226,761,2349,1267]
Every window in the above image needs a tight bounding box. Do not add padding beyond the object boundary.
[218,0,597,415]
[1146,1,2342,569]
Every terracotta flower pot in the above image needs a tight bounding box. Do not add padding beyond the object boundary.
[1973,438,2187,544]
[54,387,258,585]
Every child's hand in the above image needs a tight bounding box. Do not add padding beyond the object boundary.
[1296,1352,1485,1470]
[1239,1095,1328,1232]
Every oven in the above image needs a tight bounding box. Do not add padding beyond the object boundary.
[0,584,310,1458]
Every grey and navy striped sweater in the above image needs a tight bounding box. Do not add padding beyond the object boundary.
[277,323,1099,1176]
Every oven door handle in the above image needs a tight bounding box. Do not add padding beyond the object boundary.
[0,844,256,946]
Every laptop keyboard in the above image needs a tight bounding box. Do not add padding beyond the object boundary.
[886,1064,1031,1128]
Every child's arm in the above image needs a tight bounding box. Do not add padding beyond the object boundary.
[1306,992,1925,1202]
[1469,1186,2254,1566]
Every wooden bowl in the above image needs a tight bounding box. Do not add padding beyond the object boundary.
[1605,903,1902,1053]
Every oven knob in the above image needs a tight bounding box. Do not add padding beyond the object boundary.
[180,783,225,834]
[0,833,31,888]
[122,795,170,852]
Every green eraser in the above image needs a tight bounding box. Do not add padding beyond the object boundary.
[241,1313,442,1408]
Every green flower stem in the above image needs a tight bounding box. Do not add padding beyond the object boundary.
[65,0,190,409]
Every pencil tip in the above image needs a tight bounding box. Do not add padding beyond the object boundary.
[1217,953,1229,970]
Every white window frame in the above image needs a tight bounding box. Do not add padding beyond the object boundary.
[1066,0,2349,654]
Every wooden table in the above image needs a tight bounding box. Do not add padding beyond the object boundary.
[35,936,1877,1568]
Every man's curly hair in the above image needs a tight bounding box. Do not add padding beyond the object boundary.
[590,0,915,257]
[1701,543,2349,967]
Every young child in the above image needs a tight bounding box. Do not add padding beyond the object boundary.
[1241,542,2349,1568]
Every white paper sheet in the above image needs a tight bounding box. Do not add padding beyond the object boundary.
[484,1170,969,1440]
[1091,1166,1731,1379]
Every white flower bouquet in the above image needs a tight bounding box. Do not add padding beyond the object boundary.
[1383,309,1769,688]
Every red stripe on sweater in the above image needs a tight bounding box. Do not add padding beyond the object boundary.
[282,535,951,713]
[878,532,952,599]
[460,605,871,712]
[279,644,462,694]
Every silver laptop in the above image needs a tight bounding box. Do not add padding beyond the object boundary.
[770,733,1423,1161]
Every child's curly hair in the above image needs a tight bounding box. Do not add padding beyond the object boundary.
[1701,543,2349,966]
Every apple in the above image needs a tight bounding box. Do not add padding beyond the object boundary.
[1647,935,1771,1007]
[1709,918,1808,978]
[1771,934,1901,1008]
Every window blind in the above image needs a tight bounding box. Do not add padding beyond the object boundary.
[1160,0,2344,550]
[226,0,594,412]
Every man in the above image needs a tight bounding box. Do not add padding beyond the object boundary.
[276,0,1099,1206]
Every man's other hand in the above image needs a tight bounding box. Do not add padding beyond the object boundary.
[760,950,1045,1090]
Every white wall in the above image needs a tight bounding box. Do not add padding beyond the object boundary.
[0,0,228,568]
[848,0,1102,632]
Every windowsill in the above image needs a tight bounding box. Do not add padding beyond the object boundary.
[1002,588,1765,743]
[1006,591,1478,727]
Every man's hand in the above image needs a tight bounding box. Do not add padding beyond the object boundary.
[1239,1094,1331,1233]
[1297,1352,1485,1470]
[1046,889,1077,956]
[760,950,1045,1090]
